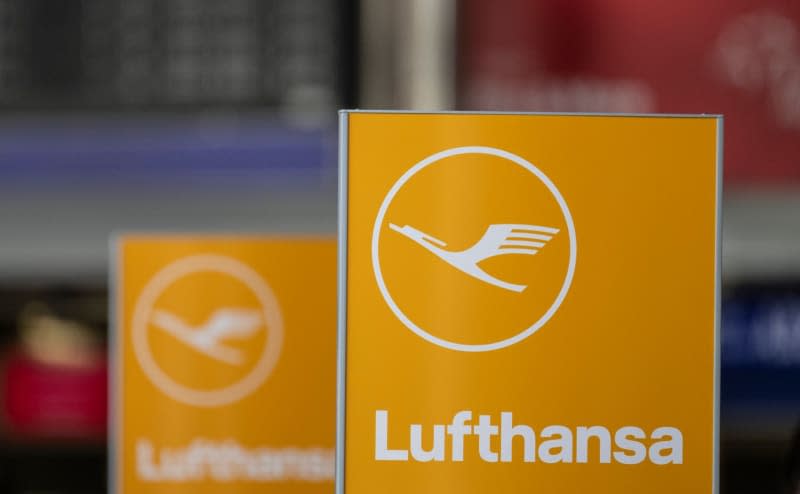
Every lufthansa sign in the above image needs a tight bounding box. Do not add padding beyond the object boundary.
[114,236,337,494]
[337,112,721,493]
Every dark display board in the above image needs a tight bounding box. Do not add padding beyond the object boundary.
[0,0,356,111]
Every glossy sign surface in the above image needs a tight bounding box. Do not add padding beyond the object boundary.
[339,112,720,493]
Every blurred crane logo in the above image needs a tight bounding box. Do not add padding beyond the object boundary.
[151,308,263,366]
[131,254,284,407]
[372,146,576,353]
[389,223,559,292]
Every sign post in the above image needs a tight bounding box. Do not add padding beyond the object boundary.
[337,112,721,493]
[113,236,337,494]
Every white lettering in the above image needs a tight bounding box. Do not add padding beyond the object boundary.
[375,410,409,461]
[613,426,647,464]
[500,412,535,462]
[447,411,472,461]
[538,425,573,463]
[475,415,499,462]
[137,439,161,481]
[649,427,684,465]
[135,438,334,482]
[374,409,684,466]
[410,424,445,461]
[576,426,611,463]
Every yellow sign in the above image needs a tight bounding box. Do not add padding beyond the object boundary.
[338,112,721,493]
[114,236,336,494]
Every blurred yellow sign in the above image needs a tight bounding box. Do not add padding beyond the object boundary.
[339,112,720,493]
[115,236,336,494]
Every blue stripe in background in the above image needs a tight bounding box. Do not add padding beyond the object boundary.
[722,286,800,409]
[0,119,335,187]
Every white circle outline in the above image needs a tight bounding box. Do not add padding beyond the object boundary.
[132,254,284,407]
[372,145,577,352]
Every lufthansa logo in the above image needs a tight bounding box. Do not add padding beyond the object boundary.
[132,255,284,407]
[372,146,576,352]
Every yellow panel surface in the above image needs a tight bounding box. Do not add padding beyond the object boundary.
[116,236,336,494]
[343,113,719,493]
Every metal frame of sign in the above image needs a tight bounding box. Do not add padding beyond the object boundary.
[336,110,722,494]
[109,237,122,494]
[336,112,350,494]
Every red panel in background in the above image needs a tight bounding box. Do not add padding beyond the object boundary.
[1,351,107,440]
[459,0,800,183]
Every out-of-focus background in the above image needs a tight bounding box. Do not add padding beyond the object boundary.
[0,1,796,493]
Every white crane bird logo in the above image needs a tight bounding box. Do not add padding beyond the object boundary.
[150,308,263,366]
[389,223,559,292]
